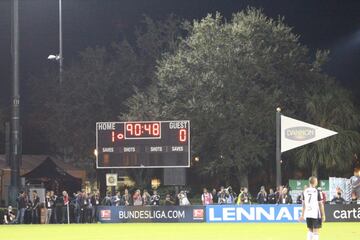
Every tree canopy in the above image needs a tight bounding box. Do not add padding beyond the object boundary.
[27,15,184,168]
[125,9,360,186]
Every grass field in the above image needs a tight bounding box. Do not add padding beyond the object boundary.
[0,222,359,240]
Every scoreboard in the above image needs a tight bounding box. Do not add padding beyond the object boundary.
[96,120,190,168]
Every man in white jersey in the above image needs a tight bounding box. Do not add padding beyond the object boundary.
[299,176,326,240]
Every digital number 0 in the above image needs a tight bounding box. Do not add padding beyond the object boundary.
[179,128,187,143]
[134,124,141,136]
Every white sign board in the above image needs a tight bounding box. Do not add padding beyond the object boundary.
[281,115,337,153]
[106,173,118,187]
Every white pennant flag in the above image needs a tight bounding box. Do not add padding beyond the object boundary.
[281,115,338,153]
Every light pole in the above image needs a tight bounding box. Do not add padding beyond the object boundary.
[9,0,21,207]
[48,0,63,85]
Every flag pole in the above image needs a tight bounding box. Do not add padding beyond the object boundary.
[276,107,282,187]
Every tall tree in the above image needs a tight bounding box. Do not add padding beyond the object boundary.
[125,9,355,187]
[294,78,360,176]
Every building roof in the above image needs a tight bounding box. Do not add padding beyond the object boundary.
[0,154,82,174]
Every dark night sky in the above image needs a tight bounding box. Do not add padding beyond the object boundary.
[1,0,360,113]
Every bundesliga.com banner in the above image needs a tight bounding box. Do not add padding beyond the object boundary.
[98,206,205,223]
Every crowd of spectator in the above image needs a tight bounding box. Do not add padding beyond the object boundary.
[4,188,191,224]
[200,185,293,205]
[12,190,72,224]
[3,179,358,224]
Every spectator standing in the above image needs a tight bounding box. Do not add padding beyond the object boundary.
[31,190,40,224]
[74,191,82,223]
[86,193,93,223]
[133,189,143,206]
[275,186,284,204]
[81,192,90,223]
[217,186,226,204]
[24,193,32,224]
[256,186,268,204]
[62,191,70,224]
[267,188,276,204]
[239,187,251,204]
[45,191,54,224]
[211,189,218,204]
[317,187,326,204]
[102,192,112,206]
[52,191,61,224]
[201,188,213,205]
[278,187,292,204]
[91,192,101,223]
[50,191,58,223]
[178,191,191,206]
[112,191,121,206]
[16,191,27,224]
[331,191,346,204]
[225,187,236,204]
[296,185,308,204]
[165,194,175,205]
[122,189,131,206]
[150,190,160,205]
[142,190,151,206]
[350,168,360,202]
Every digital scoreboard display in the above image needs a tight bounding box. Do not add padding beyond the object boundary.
[96,120,190,168]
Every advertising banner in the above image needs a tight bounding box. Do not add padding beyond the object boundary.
[325,204,360,222]
[289,179,309,191]
[206,204,302,223]
[98,205,205,223]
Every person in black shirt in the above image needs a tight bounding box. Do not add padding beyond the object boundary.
[275,186,283,204]
[31,190,40,224]
[331,192,346,204]
[121,189,131,206]
[150,190,160,205]
[164,194,175,205]
[211,189,218,204]
[267,188,276,204]
[91,192,101,223]
[81,192,90,223]
[45,191,55,224]
[24,193,32,224]
[16,191,27,224]
[256,186,268,204]
[50,191,58,223]
[73,191,82,223]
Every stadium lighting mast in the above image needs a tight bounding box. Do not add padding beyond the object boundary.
[48,0,63,85]
[9,0,21,206]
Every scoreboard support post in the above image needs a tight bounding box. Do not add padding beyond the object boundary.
[163,168,186,186]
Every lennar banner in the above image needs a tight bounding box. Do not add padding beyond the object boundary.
[281,115,337,153]
[206,204,303,223]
